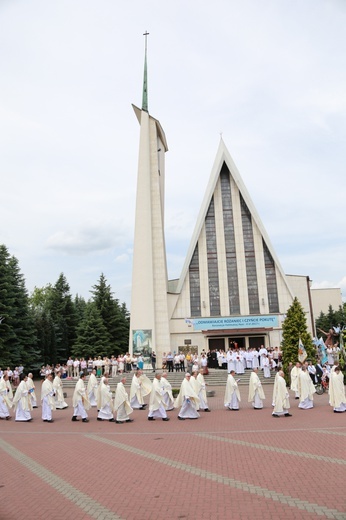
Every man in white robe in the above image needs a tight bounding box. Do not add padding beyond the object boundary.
[262,356,271,378]
[0,373,12,420]
[13,374,32,422]
[72,373,90,422]
[174,373,200,420]
[130,370,152,410]
[290,363,301,398]
[259,345,268,369]
[53,370,68,409]
[196,369,210,412]
[298,366,316,409]
[252,349,260,369]
[148,373,169,421]
[248,368,265,409]
[224,370,241,410]
[328,366,346,413]
[113,376,133,423]
[97,376,114,421]
[272,371,291,417]
[87,369,98,407]
[27,373,37,408]
[41,373,56,422]
[226,350,235,373]
[161,372,174,411]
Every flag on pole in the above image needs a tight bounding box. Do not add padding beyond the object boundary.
[298,337,307,363]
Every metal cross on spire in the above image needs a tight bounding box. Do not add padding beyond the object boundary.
[142,31,149,112]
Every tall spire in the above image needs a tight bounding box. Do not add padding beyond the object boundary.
[142,31,149,112]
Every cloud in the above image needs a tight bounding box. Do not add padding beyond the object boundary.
[45,221,130,255]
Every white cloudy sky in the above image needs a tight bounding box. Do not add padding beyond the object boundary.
[1,0,345,308]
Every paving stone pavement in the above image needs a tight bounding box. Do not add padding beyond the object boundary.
[0,383,345,520]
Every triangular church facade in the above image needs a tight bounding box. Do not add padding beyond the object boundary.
[129,42,316,363]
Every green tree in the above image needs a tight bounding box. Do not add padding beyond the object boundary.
[281,297,315,378]
[90,273,129,355]
[0,245,38,368]
[72,303,110,358]
[47,274,77,363]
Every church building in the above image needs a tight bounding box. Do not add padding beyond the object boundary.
[129,40,341,364]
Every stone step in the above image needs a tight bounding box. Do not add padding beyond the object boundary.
[58,369,276,389]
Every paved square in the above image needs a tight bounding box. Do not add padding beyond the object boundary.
[1,383,345,520]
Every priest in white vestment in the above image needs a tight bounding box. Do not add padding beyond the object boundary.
[262,356,271,378]
[13,374,32,421]
[97,376,114,421]
[252,350,260,369]
[226,350,235,373]
[290,363,301,398]
[113,377,133,423]
[87,369,98,407]
[161,373,174,411]
[174,373,200,420]
[235,353,244,374]
[0,373,12,419]
[72,373,90,422]
[53,370,68,409]
[130,370,152,410]
[298,366,316,409]
[148,373,169,421]
[27,373,37,408]
[248,368,265,409]
[272,371,281,407]
[196,369,210,411]
[329,366,346,413]
[272,371,291,417]
[259,346,268,369]
[41,373,56,422]
[224,370,241,410]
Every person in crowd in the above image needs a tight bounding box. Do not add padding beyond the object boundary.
[41,372,56,422]
[328,366,346,413]
[196,368,210,411]
[0,372,12,420]
[224,370,241,411]
[148,373,169,421]
[71,372,89,422]
[174,373,200,420]
[161,372,174,411]
[97,376,114,421]
[290,362,301,398]
[13,373,32,422]
[298,365,316,409]
[87,369,98,407]
[130,369,152,410]
[248,368,265,409]
[53,369,68,409]
[272,371,291,417]
[27,373,38,408]
[113,376,133,423]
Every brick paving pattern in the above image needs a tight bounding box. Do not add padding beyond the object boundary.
[0,383,345,520]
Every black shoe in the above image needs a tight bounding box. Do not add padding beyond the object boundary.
[253,408,261,410]
[148,416,155,421]
[162,417,170,421]
[333,410,344,413]
[109,418,115,422]
[204,408,210,412]
[178,416,185,420]
[272,414,280,417]
[125,419,134,422]
[115,420,124,424]
[284,413,292,417]
[295,397,299,399]
[71,416,78,421]
[82,418,89,423]
[5,416,11,420]
[97,417,103,421]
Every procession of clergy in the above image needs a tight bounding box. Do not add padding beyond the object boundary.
[1,356,345,422]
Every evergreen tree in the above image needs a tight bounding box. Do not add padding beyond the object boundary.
[47,274,77,363]
[0,245,38,368]
[281,297,315,378]
[90,273,129,355]
[72,303,110,358]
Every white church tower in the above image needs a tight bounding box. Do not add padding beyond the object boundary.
[129,34,171,363]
